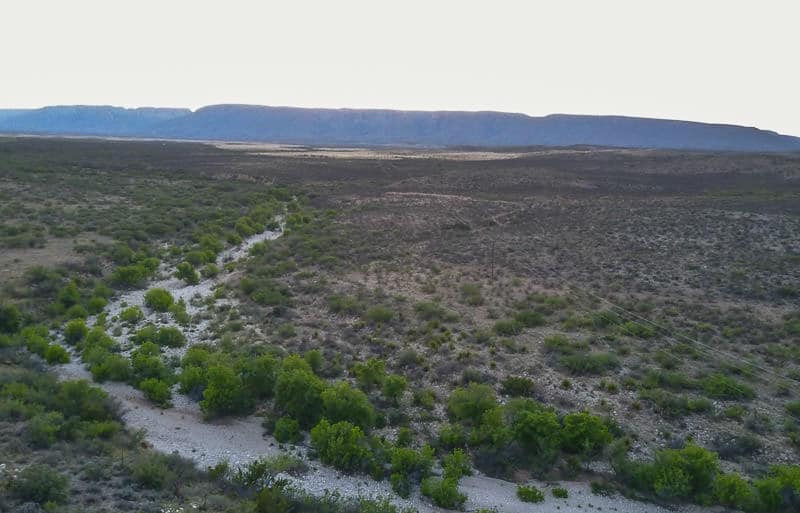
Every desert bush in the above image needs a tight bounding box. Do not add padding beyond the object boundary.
[560,351,619,375]
[86,296,107,314]
[64,318,88,344]
[561,412,612,456]
[364,305,394,324]
[111,264,150,287]
[501,376,535,397]
[0,303,22,334]
[383,374,408,405]
[200,365,252,418]
[139,377,172,407]
[517,485,545,503]
[327,294,364,316]
[713,473,756,510]
[389,446,434,497]
[753,465,800,513]
[460,283,483,306]
[443,448,472,480]
[44,344,70,364]
[447,383,498,424]
[26,411,64,448]
[120,305,144,324]
[144,287,174,312]
[515,310,545,328]
[619,321,655,338]
[493,319,523,336]
[10,464,70,504]
[322,381,376,430]
[639,389,712,418]
[352,357,386,390]
[132,453,175,490]
[422,477,466,509]
[512,409,561,465]
[91,353,132,382]
[275,366,326,427]
[702,373,756,400]
[553,487,569,498]
[274,416,301,443]
[239,354,279,399]
[175,261,200,284]
[310,419,372,473]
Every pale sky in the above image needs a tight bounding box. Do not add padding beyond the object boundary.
[3,0,799,135]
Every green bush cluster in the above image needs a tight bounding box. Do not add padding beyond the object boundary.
[144,288,174,312]
[517,485,545,503]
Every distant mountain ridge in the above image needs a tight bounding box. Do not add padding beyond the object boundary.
[1,104,799,152]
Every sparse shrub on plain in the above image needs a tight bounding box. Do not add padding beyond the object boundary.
[0,303,22,334]
[421,477,467,510]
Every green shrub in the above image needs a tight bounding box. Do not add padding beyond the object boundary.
[787,401,800,418]
[501,376,535,397]
[178,365,207,395]
[421,477,466,509]
[154,326,185,348]
[238,354,279,399]
[560,412,613,456]
[26,411,64,448]
[139,378,172,407]
[322,381,375,430]
[702,374,755,400]
[515,310,545,328]
[44,344,70,364]
[460,283,483,306]
[390,446,434,497]
[200,365,252,418]
[552,487,569,498]
[310,419,371,472]
[275,367,325,427]
[560,352,619,375]
[175,261,200,284]
[517,485,545,503]
[752,465,800,513]
[144,288,174,312]
[111,264,150,287]
[443,448,472,480]
[382,374,408,404]
[352,358,386,391]
[447,383,498,424]
[364,305,394,324]
[512,409,561,465]
[714,473,755,510]
[274,416,301,443]
[493,319,523,336]
[91,353,132,382]
[10,464,70,504]
[64,318,88,344]
[132,453,175,490]
[327,294,364,316]
[86,296,108,314]
[619,321,655,338]
[0,303,22,334]
[120,305,144,324]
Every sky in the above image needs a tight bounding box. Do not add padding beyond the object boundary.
[2,0,799,135]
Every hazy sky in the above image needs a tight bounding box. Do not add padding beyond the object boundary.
[3,0,799,135]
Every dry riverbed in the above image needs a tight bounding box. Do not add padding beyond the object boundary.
[52,226,704,513]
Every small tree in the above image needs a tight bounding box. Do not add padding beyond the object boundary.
[310,419,371,472]
[447,383,498,424]
[560,412,612,456]
[275,368,326,427]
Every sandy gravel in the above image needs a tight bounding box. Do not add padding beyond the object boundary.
[51,225,706,513]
